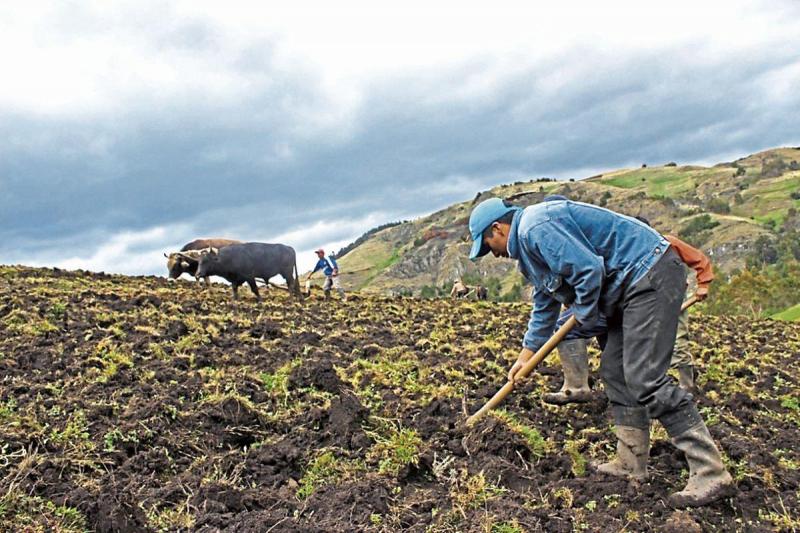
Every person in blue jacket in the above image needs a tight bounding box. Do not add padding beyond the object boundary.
[306,248,346,301]
[468,197,732,507]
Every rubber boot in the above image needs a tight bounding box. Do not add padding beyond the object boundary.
[676,365,699,395]
[542,339,593,405]
[669,422,734,507]
[324,289,331,300]
[594,425,650,482]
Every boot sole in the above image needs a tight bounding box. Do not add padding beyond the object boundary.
[668,481,736,508]
[542,391,594,405]
[589,461,648,482]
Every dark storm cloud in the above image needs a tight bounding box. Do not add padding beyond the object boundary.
[1,41,799,273]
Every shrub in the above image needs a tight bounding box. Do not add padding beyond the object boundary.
[597,190,613,207]
[665,162,677,167]
[707,198,731,214]
[761,157,787,178]
[748,236,779,267]
[679,214,719,246]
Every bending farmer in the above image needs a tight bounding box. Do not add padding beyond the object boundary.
[467,197,732,507]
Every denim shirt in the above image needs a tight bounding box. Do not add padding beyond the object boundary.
[312,256,338,276]
[506,200,669,352]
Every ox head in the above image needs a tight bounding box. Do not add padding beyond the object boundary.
[194,247,219,279]
[165,249,209,279]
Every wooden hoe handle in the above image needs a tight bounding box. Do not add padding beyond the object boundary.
[680,296,698,312]
[466,315,578,426]
[466,296,698,426]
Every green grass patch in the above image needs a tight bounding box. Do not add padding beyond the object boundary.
[259,358,302,404]
[772,303,800,321]
[366,421,422,476]
[297,450,364,499]
[0,491,87,532]
[491,409,550,457]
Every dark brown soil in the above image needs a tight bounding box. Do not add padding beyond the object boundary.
[0,266,798,532]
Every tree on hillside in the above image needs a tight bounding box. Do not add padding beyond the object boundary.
[707,198,731,214]
[761,157,787,178]
[748,236,779,267]
[679,214,719,246]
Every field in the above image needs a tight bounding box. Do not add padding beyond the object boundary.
[1,266,799,532]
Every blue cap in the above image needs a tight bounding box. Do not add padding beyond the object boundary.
[468,198,518,260]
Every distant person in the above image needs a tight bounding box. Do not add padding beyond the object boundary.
[450,278,470,299]
[476,285,488,301]
[640,217,712,394]
[306,249,346,301]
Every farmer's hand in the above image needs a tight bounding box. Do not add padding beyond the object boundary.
[333,269,339,277]
[695,286,709,301]
[508,348,534,383]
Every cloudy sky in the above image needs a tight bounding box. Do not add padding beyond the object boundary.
[2,1,799,276]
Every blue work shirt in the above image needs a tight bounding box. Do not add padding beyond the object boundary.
[312,255,338,276]
[506,199,669,352]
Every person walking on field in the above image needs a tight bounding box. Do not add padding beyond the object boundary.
[306,249,346,301]
[467,197,733,507]
[543,229,712,404]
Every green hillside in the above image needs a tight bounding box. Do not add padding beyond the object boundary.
[335,147,800,300]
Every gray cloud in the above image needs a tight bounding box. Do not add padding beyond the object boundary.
[2,25,799,274]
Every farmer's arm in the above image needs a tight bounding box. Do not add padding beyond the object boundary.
[330,256,339,276]
[665,235,714,300]
[509,287,560,382]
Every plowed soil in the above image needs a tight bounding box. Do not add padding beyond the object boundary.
[0,266,798,532]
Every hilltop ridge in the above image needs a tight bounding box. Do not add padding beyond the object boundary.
[336,147,800,298]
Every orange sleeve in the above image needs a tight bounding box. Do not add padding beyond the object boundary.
[665,234,714,286]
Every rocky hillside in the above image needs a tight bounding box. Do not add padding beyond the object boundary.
[336,147,800,297]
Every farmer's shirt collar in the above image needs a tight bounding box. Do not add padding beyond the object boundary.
[506,209,523,260]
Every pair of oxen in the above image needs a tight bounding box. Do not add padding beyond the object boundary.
[165,238,302,300]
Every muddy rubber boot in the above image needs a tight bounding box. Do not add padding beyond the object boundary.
[668,422,734,507]
[594,425,650,482]
[324,289,331,300]
[542,339,593,405]
[677,365,699,395]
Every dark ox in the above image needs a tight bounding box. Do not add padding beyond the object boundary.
[195,242,302,301]
[165,238,242,287]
